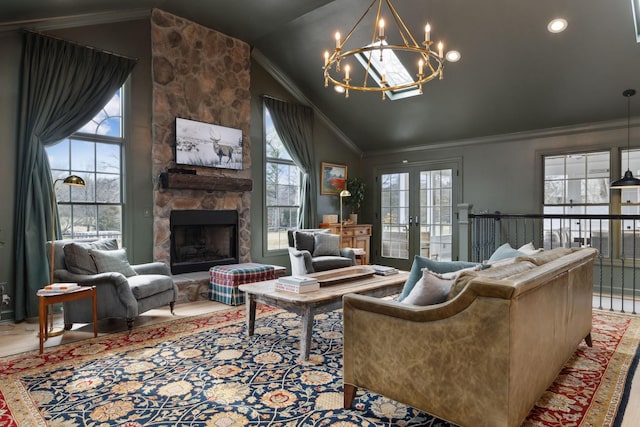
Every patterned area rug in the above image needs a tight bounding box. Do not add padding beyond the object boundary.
[0,307,638,426]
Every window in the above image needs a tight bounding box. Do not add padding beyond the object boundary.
[542,150,640,257]
[355,40,420,100]
[264,107,301,251]
[543,152,610,252]
[46,88,124,244]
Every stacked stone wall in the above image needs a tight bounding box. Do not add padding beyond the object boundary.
[150,9,252,266]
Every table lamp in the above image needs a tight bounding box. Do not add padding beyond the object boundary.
[339,189,351,246]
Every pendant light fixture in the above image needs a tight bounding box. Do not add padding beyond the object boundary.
[611,89,640,188]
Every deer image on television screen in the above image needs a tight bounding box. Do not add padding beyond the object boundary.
[211,130,234,164]
[175,118,243,170]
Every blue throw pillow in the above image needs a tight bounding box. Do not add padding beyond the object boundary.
[487,243,526,263]
[398,256,481,302]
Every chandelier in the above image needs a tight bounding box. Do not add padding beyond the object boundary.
[323,0,458,100]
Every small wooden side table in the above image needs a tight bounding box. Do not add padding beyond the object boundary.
[37,286,97,354]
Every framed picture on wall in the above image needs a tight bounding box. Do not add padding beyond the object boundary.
[320,162,347,195]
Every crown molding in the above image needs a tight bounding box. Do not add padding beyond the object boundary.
[251,48,362,157]
[0,9,150,32]
[363,117,639,158]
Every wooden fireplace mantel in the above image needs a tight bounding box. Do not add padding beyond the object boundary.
[159,172,253,192]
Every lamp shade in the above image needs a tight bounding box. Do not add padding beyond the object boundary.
[610,170,640,188]
[62,175,86,186]
[611,89,638,189]
[340,190,351,197]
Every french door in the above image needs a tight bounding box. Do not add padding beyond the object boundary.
[376,162,459,270]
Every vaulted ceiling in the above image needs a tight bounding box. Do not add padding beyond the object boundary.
[2,0,640,153]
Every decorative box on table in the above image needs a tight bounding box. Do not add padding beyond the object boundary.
[209,263,277,305]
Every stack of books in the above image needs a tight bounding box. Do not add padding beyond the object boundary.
[40,283,80,293]
[275,276,320,293]
[370,265,399,276]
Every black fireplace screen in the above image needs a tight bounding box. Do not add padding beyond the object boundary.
[170,210,239,274]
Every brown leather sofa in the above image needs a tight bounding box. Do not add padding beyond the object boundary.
[343,247,598,427]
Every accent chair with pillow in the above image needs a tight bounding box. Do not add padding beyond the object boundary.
[287,229,356,276]
[47,238,178,331]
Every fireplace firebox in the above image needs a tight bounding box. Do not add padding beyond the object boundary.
[170,210,239,274]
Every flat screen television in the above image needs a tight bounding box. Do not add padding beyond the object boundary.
[175,117,243,170]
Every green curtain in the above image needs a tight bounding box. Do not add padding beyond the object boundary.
[13,32,136,321]
[263,97,317,229]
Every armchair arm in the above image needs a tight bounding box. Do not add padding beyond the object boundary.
[55,269,139,322]
[132,262,171,276]
[55,269,130,287]
[55,269,137,305]
[288,247,313,275]
[339,248,356,265]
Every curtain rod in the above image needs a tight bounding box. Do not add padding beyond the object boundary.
[23,29,138,62]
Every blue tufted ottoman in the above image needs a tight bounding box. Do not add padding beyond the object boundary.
[209,263,277,305]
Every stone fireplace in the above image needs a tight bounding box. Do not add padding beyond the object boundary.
[150,9,252,277]
[170,210,239,274]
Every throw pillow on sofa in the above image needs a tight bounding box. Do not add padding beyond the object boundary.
[294,229,329,252]
[89,248,138,277]
[63,238,119,274]
[517,242,543,255]
[487,242,526,263]
[312,233,341,257]
[398,256,481,302]
[402,265,480,306]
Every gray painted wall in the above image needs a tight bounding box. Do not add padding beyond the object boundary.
[0,15,633,317]
[248,61,364,271]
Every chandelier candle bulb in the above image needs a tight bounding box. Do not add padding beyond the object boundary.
[322,0,455,99]
[345,64,350,80]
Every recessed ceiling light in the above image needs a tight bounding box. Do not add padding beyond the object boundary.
[445,50,461,62]
[547,18,568,33]
[334,85,345,93]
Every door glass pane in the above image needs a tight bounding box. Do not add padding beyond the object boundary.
[381,173,409,259]
[420,169,452,261]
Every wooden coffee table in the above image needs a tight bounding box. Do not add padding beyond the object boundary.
[239,267,408,361]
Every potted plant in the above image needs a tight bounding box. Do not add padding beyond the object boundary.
[344,177,366,224]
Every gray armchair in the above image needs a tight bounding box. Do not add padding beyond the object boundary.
[287,229,356,276]
[47,239,178,331]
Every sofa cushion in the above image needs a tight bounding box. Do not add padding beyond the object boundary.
[402,266,481,306]
[313,233,340,256]
[398,256,481,302]
[63,238,119,274]
[127,274,174,300]
[311,256,353,272]
[488,242,526,263]
[448,259,537,300]
[89,248,138,277]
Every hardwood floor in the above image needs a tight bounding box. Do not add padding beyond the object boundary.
[0,301,638,425]
[0,300,229,356]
